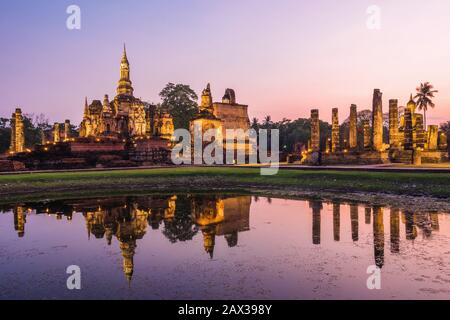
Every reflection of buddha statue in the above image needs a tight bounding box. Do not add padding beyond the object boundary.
[372,206,385,268]
[13,205,26,238]
[390,208,400,253]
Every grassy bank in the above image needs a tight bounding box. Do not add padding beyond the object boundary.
[1,167,450,203]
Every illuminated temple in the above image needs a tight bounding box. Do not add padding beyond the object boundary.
[79,46,174,141]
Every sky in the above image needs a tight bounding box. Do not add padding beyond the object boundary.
[1,0,450,125]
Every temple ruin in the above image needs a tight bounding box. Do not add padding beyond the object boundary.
[304,89,449,165]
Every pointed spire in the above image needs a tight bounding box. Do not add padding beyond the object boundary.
[84,97,89,117]
[122,43,128,63]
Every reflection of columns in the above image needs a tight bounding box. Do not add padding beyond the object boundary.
[333,202,340,242]
[13,205,26,238]
[431,212,440,231]
[365,207,371,224]
[405,211,417,240]
[373,206,385,268]
[390,208,400,253]
[350,205,359,242]
[310,201,322,245]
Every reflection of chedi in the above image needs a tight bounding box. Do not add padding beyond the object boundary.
[191,196,251,258]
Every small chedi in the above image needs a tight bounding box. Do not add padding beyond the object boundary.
[189,83,252,162]
[304,89,449,165]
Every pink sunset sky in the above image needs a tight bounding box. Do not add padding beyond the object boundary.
[1,0,450,125]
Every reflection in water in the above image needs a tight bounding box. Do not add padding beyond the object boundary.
[1,195,448,288]
[309,201,322,245]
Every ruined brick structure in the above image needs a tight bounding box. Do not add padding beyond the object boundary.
[9,108,24,153]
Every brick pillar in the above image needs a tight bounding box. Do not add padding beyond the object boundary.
[64,120,71,141]
[427,125,438,150]
[404,107,413,150]
[372,89,383,151]
[363,120,371,149]
[331,108,340,153]
[15,109,25,153]
[349,104,357,150]
[53,123,60,143]
[310,109,320,152]
[415,115,425,149]
[389,99,399,148]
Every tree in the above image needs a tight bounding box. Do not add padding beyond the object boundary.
[0,118,11,154]
[159,83,198,130]
[414,82,438,128]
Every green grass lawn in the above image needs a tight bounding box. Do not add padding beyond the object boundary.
[1,167,449,202]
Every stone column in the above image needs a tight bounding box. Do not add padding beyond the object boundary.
[9,112,16,152]
[372,89,383,151]
[404,107,413,150]
[64,120,71,141]
[389,99,399,148]
[53,123,60,143]
[349,104,357,150]
[15,109,25,153]
[331,108,340,153]
[415,115,425,149]
[310,109,320,152]
[438,131,447,151]
[10,108,25,153]
[427,125,438,150]
[363,120,371,149]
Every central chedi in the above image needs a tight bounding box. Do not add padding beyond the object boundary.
[79,45,174,141]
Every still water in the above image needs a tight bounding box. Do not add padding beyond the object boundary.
[0,194,449,300]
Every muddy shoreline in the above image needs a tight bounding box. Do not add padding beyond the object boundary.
[2,181,450,213]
